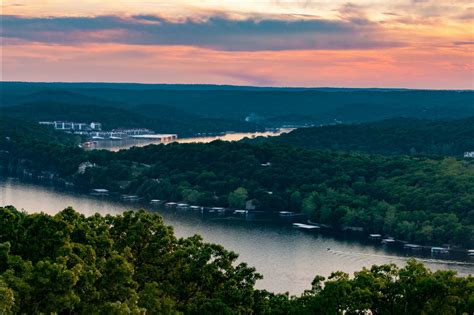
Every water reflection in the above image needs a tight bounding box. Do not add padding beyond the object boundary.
[0,178,472,294]
[88,129,293,151]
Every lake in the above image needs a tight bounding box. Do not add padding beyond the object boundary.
[88,129,293,151]
[1,177,472,295]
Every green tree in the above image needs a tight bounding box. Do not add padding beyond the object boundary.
[228,187,248,208]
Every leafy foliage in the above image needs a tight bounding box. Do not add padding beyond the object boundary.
[3,83,474,126]
[0,207,261,314]
[0,100,262,137]
[253,117,474,156]
[0,207,473,314]
[1,118,474,248]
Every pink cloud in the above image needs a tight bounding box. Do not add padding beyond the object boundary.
[2,43,473,89]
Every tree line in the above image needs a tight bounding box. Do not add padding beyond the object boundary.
[249,117,474,157]
[1,207,472,314]
[1,118,473,248]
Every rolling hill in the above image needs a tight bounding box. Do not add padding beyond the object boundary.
[2,82,473,128]
[252,117,474,156]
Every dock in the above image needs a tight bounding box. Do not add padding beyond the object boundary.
[90,188,109,195]
[120,195,141,201]
[431,247,449,254]
[403,244,422,250]
[293,223,320,230]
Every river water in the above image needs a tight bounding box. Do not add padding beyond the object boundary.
[88,129,292,151]
[0,178,472,294]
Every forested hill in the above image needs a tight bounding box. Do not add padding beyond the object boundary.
[1,119,473,248]
[2,82,474,127]
[0,116,81,148]
[0,101,262,137]
[252,117,474,156]
[1,208,472,314]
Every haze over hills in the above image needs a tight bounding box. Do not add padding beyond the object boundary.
[2,82,473,134]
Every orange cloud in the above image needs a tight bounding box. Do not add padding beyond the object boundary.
[2,0,472,88]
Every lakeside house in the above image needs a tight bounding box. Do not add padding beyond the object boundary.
[78,162,96,174]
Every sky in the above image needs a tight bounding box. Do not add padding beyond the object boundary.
[1,0,473,88]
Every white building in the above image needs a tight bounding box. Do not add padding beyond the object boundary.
[90,122,102,130]
[464,152,474,158]
[39,121,101,131]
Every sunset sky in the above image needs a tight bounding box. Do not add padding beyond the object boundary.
[2,0,473,88]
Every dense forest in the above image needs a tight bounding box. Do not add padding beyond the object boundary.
[0,99,262,137]
[2,82,474,128]
[251,117,474,156]
[1,207,472,314]
[1,119,473,248]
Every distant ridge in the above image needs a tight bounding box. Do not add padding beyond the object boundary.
[3,81,472,92]
[2,82,473,131]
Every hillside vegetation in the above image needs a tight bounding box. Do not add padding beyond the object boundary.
[2,82,474,128]
[1,207,472,314]
[1,120,473,248]
[0,100,262,137]
[252,117,474,156]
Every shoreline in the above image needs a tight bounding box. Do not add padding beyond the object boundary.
[85,128,294,151]
[2,175,473,265]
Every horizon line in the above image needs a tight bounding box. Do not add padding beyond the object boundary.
[2,81,473,92]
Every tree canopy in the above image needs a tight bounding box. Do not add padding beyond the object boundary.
[251,117,474,157]
[1,119,474,248]
[0,207,472,314]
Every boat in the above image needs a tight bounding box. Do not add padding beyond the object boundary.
[368,234,382,240]
[165,202,177,208]
[109,136,123,140]
[150,199,162,205]
[92,136,105,140]
[292,223,320,231]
